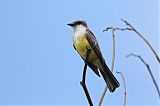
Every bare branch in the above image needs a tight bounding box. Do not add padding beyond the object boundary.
[103,19,160,64]
[98,27,116,106]
[121,19,160,64]
[98,86,107,106]
[100,19,159,105]
[126,53,160,98]
[116,71,126,106]
[103,27,132,32]
[115,27,133,31]
[80,48,93,106]
[111,29,116,72]
[103,26,113,32]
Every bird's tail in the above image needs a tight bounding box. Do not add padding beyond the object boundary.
[99,63,120,92]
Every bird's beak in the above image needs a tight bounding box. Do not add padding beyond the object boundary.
[67,23,74,27]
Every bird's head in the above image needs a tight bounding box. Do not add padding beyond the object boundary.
[67,20,88,29]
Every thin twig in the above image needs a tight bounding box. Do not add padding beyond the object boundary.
[111,28,116,72]
[98,27,116,106]
[103,27,132,32]
[80,47,93,106]
[116,71,126,106]
[126,53,160,98]
[98,86,107,106]
[121,19,160,64]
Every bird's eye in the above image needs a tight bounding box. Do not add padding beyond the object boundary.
[77,21,81,25]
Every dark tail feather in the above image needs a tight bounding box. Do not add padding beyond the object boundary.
[100,63,120,92]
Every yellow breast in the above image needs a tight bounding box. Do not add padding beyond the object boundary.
[73,32,99,64]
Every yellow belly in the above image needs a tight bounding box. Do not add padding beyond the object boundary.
[74,34,100,67]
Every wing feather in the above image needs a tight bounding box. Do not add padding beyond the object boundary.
[85,29,104,63]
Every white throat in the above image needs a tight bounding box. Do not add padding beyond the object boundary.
[73,24,87,32]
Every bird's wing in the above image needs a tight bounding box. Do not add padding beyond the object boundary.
[85,29,120,92]
[85,29,104,63]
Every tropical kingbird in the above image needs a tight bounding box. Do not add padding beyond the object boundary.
[67,20,120,92]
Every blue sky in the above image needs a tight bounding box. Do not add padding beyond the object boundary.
[0,0,159,105]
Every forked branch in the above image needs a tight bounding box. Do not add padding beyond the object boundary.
[80,47,93,106]
[103,19,160,64]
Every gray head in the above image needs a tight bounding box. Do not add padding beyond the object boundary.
[67,20,88,28]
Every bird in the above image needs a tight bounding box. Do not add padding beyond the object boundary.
[67,20,120,92]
